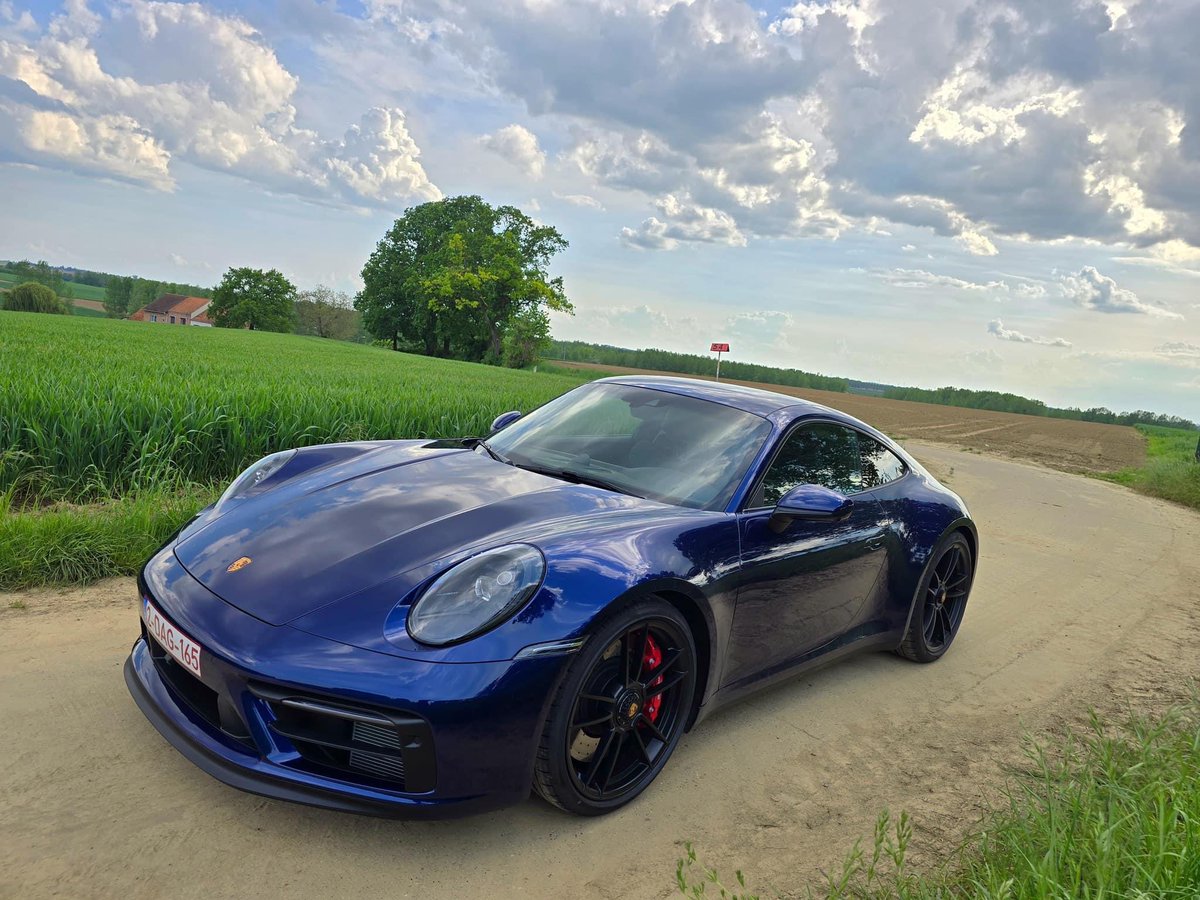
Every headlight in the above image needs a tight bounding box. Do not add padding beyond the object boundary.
[215,450,296,513]
[407,544,545,646]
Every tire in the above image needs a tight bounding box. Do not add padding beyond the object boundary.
[897,532,974,663]
[532,598,696,815]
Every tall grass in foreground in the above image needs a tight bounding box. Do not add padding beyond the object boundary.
[677,701,1200,898]
[1103,425,1200,511]
[0,489,216,589]
[0,312,584,503]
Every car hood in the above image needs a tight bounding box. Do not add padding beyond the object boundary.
[173,441,666,626]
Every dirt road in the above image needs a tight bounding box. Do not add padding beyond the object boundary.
[2,444,1197,899]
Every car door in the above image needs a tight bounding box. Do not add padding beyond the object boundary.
[721,422,890,688]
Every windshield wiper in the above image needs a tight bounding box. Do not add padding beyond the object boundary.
[520,464,643,499]
[465,438,511,465]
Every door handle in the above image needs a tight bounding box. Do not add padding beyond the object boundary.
[866,536,886,551]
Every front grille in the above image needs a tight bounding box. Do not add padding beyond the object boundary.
[143,622,252,745]
[249,683,435,793]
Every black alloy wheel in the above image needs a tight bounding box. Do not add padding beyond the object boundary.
[897,532,974,663]
[533,599,696,815]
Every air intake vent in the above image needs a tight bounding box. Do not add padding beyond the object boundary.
[249,682,436,793]
[348,748,407,782]
[348,721,407,781]
[353,720,404,750]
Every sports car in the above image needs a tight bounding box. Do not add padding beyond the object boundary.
[125,375,977,817]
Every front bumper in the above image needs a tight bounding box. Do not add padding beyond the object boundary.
[124,550,572,819]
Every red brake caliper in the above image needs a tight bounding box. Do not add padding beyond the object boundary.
[643,634,663,723]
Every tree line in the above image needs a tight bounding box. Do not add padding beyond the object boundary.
[0,260,213,313]
[883,385,1198,431]
[547,340,851,393]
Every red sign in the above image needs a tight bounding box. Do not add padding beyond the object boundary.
[710,342,730,352]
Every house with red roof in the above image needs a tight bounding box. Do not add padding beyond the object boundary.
[129,294,213,326]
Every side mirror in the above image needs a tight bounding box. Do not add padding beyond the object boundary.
[769,484,853,532]
[490,410,522,433]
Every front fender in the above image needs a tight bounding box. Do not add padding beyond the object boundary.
[289,512,741,666]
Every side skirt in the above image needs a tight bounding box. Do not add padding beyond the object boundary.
[691,628,901,727]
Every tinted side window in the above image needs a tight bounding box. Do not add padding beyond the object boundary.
[859,436,906,489]
[757,424,862,505]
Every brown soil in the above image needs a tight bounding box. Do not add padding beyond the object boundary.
[554,361,1147,474]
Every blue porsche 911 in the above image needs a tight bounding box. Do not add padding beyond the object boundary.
[125,375,977,817]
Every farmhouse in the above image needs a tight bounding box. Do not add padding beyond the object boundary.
[129,293,213,326]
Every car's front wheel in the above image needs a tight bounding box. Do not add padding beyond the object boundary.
[533,599,696,815]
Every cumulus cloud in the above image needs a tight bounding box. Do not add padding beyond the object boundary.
[620,194,746,250]
[479,124,545,177]
[963,347,1005,369]
[13,0,1200,276]
[1156,341,1200,359]
[553,192,604,210]
[323,107,440,203]
[1057,267,1182,319]
[987,319,1071,348]
[876,268,1009,293]
[567,304,682,335]
[358,0,1200,257]
[0,0,438,206]
[725,310,795,343]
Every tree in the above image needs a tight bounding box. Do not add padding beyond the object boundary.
[104,276,134,318]
[9,260,65,295]
[2,281,71,314]
[129,278,163,313]
[357,196,573,362]
[209,267,297,332]
[501,308,552,368]
[295,286,359,340]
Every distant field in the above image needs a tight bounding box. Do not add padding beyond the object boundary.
[552,360,1147,473]
[71,301,107,317]
[0,312,587,503]
[0,269,107,302]
[63,282,106,302]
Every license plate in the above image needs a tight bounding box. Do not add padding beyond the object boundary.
[142,598,203,679]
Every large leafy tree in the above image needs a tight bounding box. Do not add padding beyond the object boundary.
[210,267,297,332]
[357,196,572,363]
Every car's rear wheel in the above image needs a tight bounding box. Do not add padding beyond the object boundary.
[533,599,696,815]
[897,532,974,663]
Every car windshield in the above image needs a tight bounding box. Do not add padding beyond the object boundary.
[486,383,772,510]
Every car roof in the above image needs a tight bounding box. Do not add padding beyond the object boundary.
[595,375,839,419]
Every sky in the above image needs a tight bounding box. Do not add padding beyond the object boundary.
[2,0,1199,420]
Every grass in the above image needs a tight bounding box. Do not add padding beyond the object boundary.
[1,312,585,502]
[0,312,588,588]
[0,489,215,590]
[1102,425,1200,510]
[677,700,1200,898]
